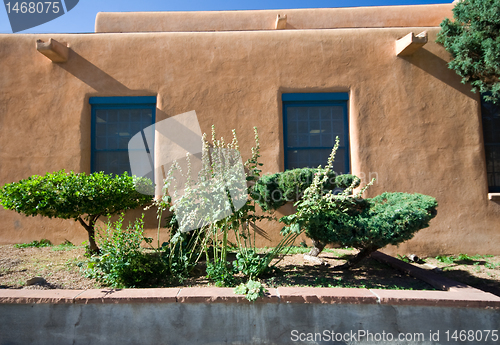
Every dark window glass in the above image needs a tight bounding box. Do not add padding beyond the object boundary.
[482,96,500,192]
[90,98,155,176]
[283,94,349,173]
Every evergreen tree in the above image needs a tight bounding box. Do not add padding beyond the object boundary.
[437,0,500,103]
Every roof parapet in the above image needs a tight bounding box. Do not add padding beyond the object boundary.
[95,4,454,33]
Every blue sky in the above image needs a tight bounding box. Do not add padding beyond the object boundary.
[1,0,451,34]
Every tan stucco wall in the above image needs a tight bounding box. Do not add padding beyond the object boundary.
[0,5,499,255]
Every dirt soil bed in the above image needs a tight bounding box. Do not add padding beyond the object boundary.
[0,244,498,294]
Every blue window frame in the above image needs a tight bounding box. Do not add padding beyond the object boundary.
[90,96,156,176]
[283,93,349,173]
[481,95,500,192]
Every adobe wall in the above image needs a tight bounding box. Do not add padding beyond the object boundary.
[0,5,498,255]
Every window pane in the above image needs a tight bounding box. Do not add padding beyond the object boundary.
[118,109,130,122]
[331,148,346,174]
[94,151,131,176]
[107,109,118,122]
[107,135,119,150]
[95,136,107,150]
[297,121,309,135]
[482,96,500,191]
[130,109,144,123]
[92,103,155,175]
[321,132,334,147]
[129,122,143,138]
[286,105,346,148]
[286,149,347,172]
[309,133,321,147]
[287,149,340,169]
[485,146,500,172]
[297,134,309,147]
[284,98,348,172]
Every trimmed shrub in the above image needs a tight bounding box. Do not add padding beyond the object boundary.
[252,168,359,211]
[282,192,437,268]
[0,170,153,253]
[280,137,438,268]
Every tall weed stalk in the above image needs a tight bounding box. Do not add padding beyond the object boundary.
[158,126,301,286]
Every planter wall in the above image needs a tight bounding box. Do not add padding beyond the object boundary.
[1,287,499,345]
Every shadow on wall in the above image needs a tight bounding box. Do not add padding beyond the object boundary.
[403,48,477,100]
[59,50,139,93]
[53,49,156,174]
[44,49,161,232]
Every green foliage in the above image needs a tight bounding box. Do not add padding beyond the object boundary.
[231,219,302,279]
[286,192,437,256]
[252,168,359,211]
[354,193,437,248]
[0,170,152,219]
[397,254,411,263]
[281,137,438,267]
[232,250,271,279]
[276,246,338,255]
[485,261,500,269]
[161,232,204,281]
[437,0,500,103]
[156,126,300,284]
[0,170,153,252]
[234,279,268,302]
[206,261,236,287]
[156,212,206,281]
[456,253,474,262]
[435,253,494,265]
[435,254,463,264]
[84,214,168,288]
[14,239,52,248]
[435,255,452,264]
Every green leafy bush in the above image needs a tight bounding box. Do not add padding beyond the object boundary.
[437,0,500,103]
[252,168,359,211]
[234,279,268,302]
[84,214,168,288]
[206,260,236,287]
[0,170,153,253]
[293,193,437,266]
[232,250,271,279]
[231,228,301,279]
[281,138,438,268]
